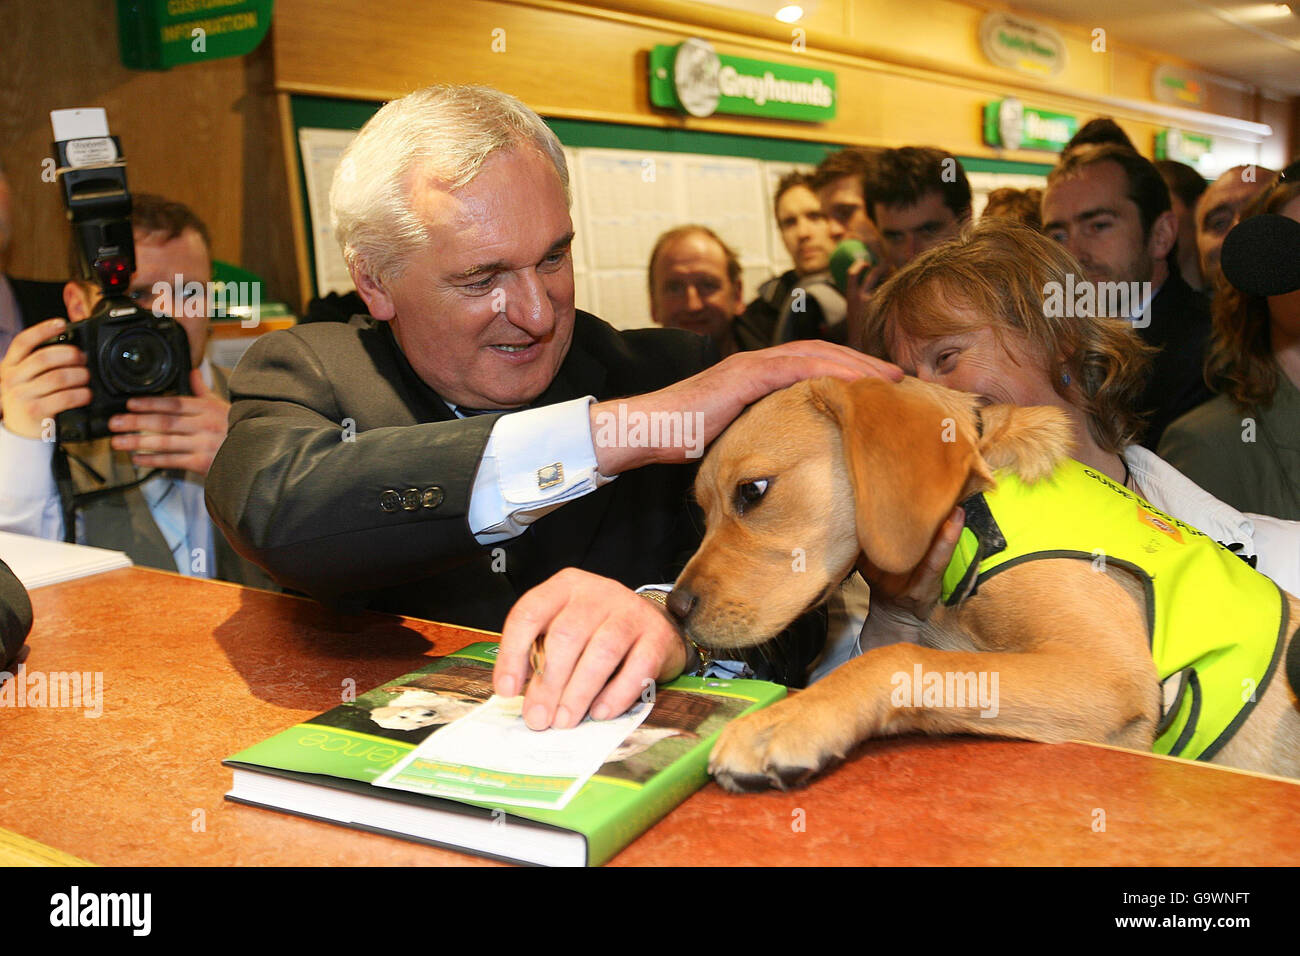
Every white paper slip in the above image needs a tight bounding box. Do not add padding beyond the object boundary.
[0,531,132,589]
[373,695,651,811]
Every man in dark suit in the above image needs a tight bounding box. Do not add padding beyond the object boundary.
[207,84,897,731]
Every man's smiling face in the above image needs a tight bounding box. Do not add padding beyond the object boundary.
[356,145,576,409]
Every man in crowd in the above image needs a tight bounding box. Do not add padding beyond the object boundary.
[867,146,972,271]
[0,195,268,585]
[0,164,66,358]
[740,171,844,345]
[206,84,897,732]
[812,146,882,252]
[811,146,970,345]
[1042,143,1212,448]
[1063,117,1136,154]
[1155,159,1208,292]
[647,224,750,356]
[1196,163,1275,287]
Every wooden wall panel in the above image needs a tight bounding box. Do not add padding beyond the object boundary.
[0,0,297,310]
[272,0,1289,156]
[2,0,1291,310]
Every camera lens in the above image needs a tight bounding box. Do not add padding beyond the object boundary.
[103,327,174,393]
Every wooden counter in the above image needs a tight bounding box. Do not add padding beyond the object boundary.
[5,567,1299,866]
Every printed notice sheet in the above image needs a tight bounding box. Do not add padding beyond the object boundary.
[374,695,651,810]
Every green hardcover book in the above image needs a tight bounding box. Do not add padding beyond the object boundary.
[224,642,785,866]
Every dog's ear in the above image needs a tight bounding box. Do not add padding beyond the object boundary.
[810,377,993,574]
[976,404,1074,482]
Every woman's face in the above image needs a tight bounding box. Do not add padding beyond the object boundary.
[886,307,1066,409]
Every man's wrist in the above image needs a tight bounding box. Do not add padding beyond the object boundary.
[589,397,678,474]
[637,587,705,678]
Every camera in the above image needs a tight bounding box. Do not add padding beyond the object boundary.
[39,108,191,444]
[43,307,190,443]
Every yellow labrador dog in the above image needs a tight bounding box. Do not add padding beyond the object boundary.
[668,376,1300,791]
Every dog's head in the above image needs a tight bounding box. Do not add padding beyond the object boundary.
[669,376,1072,651]
[368,689,479,730]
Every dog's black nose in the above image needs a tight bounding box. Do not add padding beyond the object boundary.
[666,586,698,624]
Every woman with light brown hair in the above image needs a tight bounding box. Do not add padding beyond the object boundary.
[1159,164,1300,521]
[812,216,1300,680]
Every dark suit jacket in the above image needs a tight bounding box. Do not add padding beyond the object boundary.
[9,277,68,327]
[0,558,32,670]
[207,311,717,632]
[1136,273,1214,450]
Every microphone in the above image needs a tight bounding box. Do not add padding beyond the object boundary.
[1220,214,1300,297]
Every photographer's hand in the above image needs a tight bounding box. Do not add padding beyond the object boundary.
[0,319,92,439]
[109,369,229,475]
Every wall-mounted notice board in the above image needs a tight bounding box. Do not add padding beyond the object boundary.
[290,95,1052,330]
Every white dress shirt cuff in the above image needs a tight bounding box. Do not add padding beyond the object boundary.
[0,425,61,538]
[468,396,615,544]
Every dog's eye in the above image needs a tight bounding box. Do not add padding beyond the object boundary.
[735,479,769,514]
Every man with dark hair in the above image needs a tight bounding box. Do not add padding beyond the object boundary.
[866,146,972,269]
[0,194,268,585]
[1043,144,1212,447]
[647,224,749,356]
[739,171,844,345]
[810,147,882,249]
[1063,117,1137,154]
[1155,159,1208,290]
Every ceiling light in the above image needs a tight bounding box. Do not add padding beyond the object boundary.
[776,4,804,23]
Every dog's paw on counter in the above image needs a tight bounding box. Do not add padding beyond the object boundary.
[708,697,852,792]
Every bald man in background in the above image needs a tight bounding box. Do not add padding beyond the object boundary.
[647,225,752,357]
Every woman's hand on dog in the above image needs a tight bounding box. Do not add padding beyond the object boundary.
[589,340,903,476]
[495,568,687,731]
[859,505,965,622]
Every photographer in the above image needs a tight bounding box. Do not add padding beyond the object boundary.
[0,195,266,585]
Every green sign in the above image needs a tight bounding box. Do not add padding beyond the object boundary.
[117,0,273,70]
[1155,129,1215,168]
[649,40,836,123]
[983,98,1078,152]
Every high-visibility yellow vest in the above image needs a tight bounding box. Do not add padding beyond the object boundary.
[939,458,1289,761]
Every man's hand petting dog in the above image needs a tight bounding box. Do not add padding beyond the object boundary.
[494,568,687,731]
[589,340,902,476]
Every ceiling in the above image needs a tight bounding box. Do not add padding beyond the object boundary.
[693,0,1300,96]
[1010,0,1300,96]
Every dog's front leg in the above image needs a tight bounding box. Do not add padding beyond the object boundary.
[709,639,1159,793]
